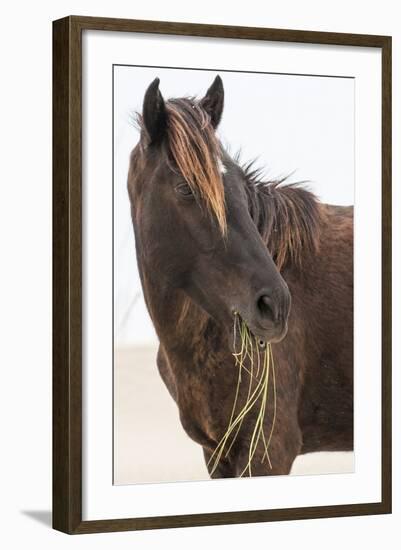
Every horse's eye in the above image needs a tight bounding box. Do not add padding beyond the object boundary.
[175,182,193,197]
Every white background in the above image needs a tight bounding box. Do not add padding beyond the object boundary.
[0,0,399,548]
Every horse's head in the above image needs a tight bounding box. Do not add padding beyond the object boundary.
[128,76,291,346]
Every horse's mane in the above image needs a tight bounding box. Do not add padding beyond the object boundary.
[137,97,227,234]
[241,161,324,271]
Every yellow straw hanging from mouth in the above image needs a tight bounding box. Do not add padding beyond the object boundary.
[207,317,277,477]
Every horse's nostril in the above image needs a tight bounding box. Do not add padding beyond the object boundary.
[257,295,277,323]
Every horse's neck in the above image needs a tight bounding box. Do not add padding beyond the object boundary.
[249,180,324,272]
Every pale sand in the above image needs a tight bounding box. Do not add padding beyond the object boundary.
[114,347,354,485]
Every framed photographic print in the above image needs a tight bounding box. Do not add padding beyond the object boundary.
[52,16,392,534]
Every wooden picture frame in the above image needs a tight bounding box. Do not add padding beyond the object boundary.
[53,15,392,534]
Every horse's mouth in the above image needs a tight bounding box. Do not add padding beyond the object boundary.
[231,310,288,350]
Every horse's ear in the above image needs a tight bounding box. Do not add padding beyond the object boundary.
[200,75,224,129]
[142,77,167,144]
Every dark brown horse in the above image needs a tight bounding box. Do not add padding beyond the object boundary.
[127,75,353,478]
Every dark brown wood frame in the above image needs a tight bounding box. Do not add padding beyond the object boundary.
[53,15,392,534]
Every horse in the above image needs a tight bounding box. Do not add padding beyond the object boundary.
[127,75,353,478]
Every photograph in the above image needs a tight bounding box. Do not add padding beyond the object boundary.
[52,16,390,534]
[1,0,396,545]
[113,65,355,485]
